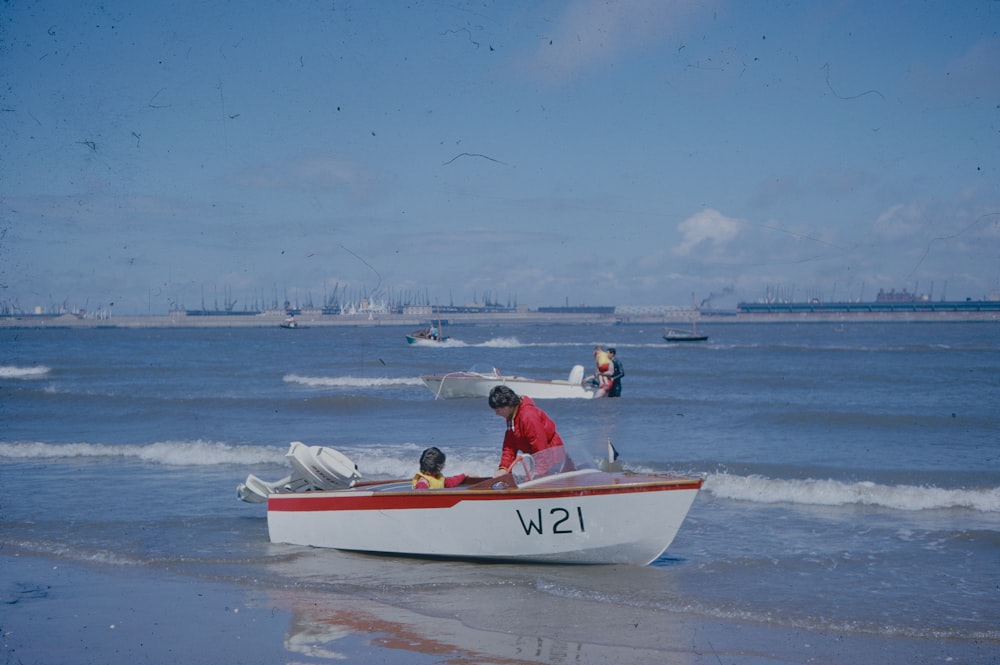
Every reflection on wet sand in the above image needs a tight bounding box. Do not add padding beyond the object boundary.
[273,588,695,665]
[261,549,702,664]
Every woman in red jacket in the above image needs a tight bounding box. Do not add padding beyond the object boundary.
[488,385,572,478]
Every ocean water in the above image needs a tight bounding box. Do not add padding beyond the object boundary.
[1,322,998,657]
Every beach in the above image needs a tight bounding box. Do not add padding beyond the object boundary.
[2,555,1000,665]
[4,550,992,664]
[2,322,997,664]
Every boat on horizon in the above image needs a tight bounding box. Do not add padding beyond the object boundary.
[663,328,708,342]
[238,442,702,565]
[664,293,708,342]
[420,365,595,399]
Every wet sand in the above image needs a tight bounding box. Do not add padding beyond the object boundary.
[3,552,991,665]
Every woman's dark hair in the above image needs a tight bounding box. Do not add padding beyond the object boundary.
[419,446,446,475]
[488,385,521,409]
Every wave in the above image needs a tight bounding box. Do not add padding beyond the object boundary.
[4,440,996,513]
[283,374,423,388]
[0,440,500,478]
[0,365,51,379]
[0,440,287,467]
[409,337,546,348]
[705,472,1000,513]
[476,336,522,348]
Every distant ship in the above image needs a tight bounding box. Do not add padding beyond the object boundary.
[738,289,1000,314]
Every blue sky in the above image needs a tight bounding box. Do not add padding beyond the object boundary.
[2,1,998,314]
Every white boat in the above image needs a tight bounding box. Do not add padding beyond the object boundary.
[238,443,702,565]
[405,301,456,345]
[405,329,451,345]
[420,365,595,399]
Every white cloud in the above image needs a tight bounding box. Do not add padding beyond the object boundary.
[673,208,742,256]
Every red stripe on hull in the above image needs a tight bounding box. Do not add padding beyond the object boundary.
[268,478,703,512]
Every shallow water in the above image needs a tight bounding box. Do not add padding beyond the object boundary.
[2,322,998,651]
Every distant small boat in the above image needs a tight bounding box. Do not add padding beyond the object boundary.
[663,328,707,342]
[406,301,454,345]
[664,293,708,342]
[405,328,449,344]
[280,315,299,329]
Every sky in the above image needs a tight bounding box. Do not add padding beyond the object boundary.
[1,0,998,315]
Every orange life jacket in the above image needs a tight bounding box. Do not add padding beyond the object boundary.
[412,472,445,489]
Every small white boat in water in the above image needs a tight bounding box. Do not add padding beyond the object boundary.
[238,442,702,565]
[405,329,451,345]
[405,302,456,345]
[420,365,595,399]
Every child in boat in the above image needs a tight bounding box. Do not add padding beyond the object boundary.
[412,446,467,489]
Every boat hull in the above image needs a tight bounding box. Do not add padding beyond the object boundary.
[405,334,451,346]
[664,329,708,342]
[267,470,701,565]
[420,367,594,399]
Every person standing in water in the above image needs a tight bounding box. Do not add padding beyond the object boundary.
[608,347,624,397]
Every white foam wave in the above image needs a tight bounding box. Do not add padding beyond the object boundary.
[0,441,287,467]
[0,440,498,477]
[476,337,522,348]
[283,374,423,388]
[705,472,1000,513]
[0,365,51,379]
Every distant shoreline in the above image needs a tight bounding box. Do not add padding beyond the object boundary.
[2,309,997,328]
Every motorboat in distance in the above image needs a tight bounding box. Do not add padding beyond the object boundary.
[420,365,595,399]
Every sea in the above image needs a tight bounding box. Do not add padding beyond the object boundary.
[1,321,998,661]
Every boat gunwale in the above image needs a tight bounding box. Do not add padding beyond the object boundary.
[267,473,704,512]
[422,374,583,387]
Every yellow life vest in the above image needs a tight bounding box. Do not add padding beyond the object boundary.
[412,472,445,489]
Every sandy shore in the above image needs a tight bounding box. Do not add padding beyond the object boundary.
[3,552,992,665]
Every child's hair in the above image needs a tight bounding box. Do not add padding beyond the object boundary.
[419,446,446,476]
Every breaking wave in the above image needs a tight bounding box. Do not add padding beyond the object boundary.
[0,365,51,379]
[3,440,996,513]
[0,440,287,467]
[705,472,1000,513]
[283,374,423,388]
[0,440,499,478]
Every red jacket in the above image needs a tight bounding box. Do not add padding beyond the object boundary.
[499,396,567,475]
